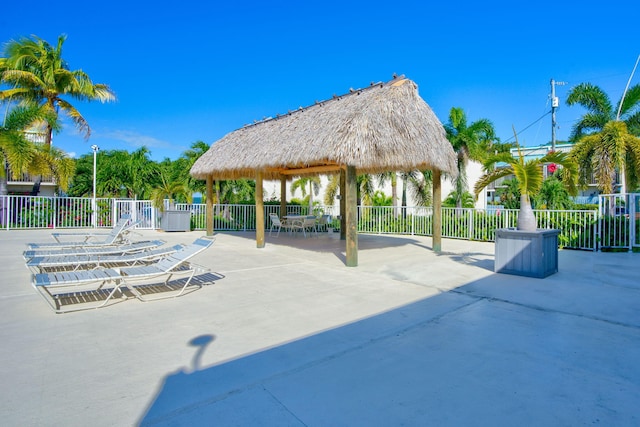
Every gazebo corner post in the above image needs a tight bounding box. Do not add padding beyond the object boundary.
[280,177,287,218]
[433,169,442,253]
[206,175,214,236]
[256,171,265,248]
[340,169,346,241]
[345,165,358,267]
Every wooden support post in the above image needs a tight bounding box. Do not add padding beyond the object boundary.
[206,176,214,236]
[340,169,346,240]
[280,177,287,217]
[433,169,442,253]
[345,165,358,267]
[256,171,265,248]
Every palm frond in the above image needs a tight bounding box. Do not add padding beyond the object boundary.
[481,152,517,171]
[566,83,614,118]
[473,167,513,197]
[617,84,640,120]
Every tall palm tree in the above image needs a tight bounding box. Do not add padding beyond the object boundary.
[566,82,640,193]
[474,141,578,231]
[444,107,498,208]
[399,170,432,207]
[377,171,398,216]
[570,121,640,193]
[323,174,340,205]
[356,174,376,206]
[180,141,209,196]
[94,150,130,197]
[322,172,387,208]
[0,34,116,146]
[126,147,157,199]
[291,176,321,213]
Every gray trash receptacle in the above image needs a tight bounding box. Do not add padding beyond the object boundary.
[495,228,559,278]
[161,210,191,232]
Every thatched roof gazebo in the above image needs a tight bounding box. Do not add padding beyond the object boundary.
[191,75,457,266]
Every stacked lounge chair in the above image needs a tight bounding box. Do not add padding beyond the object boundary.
[30,237,215,313]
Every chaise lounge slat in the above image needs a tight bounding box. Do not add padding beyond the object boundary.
[26,216,140,250]
[27,244,184,274]
[49,215,133,243]
[23,239,166,261]
[34,268,122,287]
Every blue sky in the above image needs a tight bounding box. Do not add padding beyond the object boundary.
[2,1,639,161]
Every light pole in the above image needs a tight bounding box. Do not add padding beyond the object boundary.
[91,145,99,228]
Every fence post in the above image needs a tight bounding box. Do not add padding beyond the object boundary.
[411,207,415,235]
[631,194,638,250]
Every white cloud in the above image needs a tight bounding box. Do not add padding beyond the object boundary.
[101,130,173,149]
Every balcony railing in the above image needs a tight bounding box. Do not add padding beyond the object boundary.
[4,166,55,184]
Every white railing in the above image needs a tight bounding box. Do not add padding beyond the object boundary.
[0,196,157,230]
[1,195,604,250]
[352,206,598,250]
[598,194,640,251]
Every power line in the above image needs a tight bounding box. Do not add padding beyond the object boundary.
[503,110,551,143]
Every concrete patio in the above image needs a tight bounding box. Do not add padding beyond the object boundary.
[1,229,639,426]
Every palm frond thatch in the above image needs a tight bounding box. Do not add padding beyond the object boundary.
[190,77,457,180]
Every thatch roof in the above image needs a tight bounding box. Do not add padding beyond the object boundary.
[190,76,457,180]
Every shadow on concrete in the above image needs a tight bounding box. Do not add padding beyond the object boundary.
[446,252,495,272]
[221,231,451,266]
[137,268,640,426]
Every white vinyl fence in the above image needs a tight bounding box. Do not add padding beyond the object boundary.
[3,194,632,252]
[598,193,640,252]
[0,196,156,230]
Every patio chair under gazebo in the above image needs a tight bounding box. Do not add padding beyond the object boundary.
[190,75,457,266]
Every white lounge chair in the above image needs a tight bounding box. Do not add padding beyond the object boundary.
[26,217,141,250]
[23,239,166,261]
[26,244,185,274]
[50,215,133,243]
[31,237,215,313]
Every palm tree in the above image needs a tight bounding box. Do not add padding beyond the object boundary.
[323,174,340,205]
[0,34,116,147]
[180,141,209,196]
[34,144,75,193]
[371,190,393,206]
[217,179,254,204]
[400,170,432,207]
[534,175,575,210]
[1,104,73,195]
[443,190,475,208]
[126,147,157,199]
[377,171,398,216]
[95,150,131,197]
[150,172,190,212]
[566,82,640,193]
[356,174,376,206]
[291,176,321,213]
[1,104,45,195]
[474,140,578,231]
[444,107,498,208]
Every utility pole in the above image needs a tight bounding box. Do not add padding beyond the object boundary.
[550,78,566,151]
